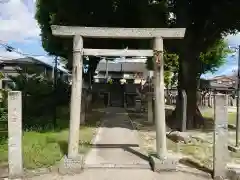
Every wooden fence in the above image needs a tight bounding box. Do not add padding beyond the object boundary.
[198,93,236,107]
[164,89,236,107]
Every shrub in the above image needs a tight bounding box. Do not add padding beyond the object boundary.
[7,65,70,129]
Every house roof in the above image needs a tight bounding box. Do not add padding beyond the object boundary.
[201,80,236,90]
[211,75,235,81]
[210,82,233,88]
[0,57,69,74]
[0,57,42,64]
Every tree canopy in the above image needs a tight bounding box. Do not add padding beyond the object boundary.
[199,39,232,76]
[35,0,161,58]
[35,0,240,73]
[146,39,231,88]
[36,0,240,127]
[145,51,178,88]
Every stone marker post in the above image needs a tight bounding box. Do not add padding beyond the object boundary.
[180,90,187,132]
[8,91,23,178]
[213,93,229,179]
[123,92,126,108]
[148,92,153,123]
[148,73,153,123]
[135,99,141,112]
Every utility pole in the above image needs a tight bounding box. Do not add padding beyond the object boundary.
[53,56,58,129]
[105,59,109,81]
[54,56,58,90]
[236,45,240,147]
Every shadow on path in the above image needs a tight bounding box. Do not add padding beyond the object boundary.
[84,107,150,168]
[179,159,213,176]
[91,143,150,162]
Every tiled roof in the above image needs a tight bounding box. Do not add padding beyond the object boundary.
[211,75,235,81]
[0,57,69,74]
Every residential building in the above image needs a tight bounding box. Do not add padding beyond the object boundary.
[0,57,70,89]
[200,75,236,92]
[210,75,236,87]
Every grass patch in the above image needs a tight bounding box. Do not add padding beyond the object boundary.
[167,137,240,168]
[128,109,222,169]
[167,139,213,169]
[202,110,236,124]
[128,107,240,169]
[0,104,104,169]
[22,127,94,169]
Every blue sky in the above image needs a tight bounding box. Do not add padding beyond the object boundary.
[1,0,240,79]
[0,0,54,66]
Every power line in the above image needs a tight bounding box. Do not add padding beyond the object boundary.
[0,42,63,69]
[0,41,144,61]
[0,41,145,66]
[0,42,47,57]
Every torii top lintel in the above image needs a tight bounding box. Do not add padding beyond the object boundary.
[51,25,185,39]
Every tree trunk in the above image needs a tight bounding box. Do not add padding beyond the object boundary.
[185,80,198,128]
[175,50,204,129]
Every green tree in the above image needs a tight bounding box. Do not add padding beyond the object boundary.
[146,39,230,90]
[35,0,167,82]
[145,51,179,88]
[166,1,240,128]
[199,39,231,76]
[164,71,173,89]
[36,0,240,128]
[173,38,231,128]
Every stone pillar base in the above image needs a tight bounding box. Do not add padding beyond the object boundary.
[58,155,84,175]
[149,155,178,172]
[135,100,142,112]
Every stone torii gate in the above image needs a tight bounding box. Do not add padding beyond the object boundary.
[51,25,185,170]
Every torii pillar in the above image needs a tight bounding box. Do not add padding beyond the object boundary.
[68,35,83,158]
[153,37,167,158]
[51,25,185,172]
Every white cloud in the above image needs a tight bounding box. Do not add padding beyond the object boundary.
[225,33,240,47]
[0,0,40,42]
[0,0,67,70]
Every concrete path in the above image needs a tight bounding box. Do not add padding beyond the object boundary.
[84,107,150,168]
[27,107,213,180]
